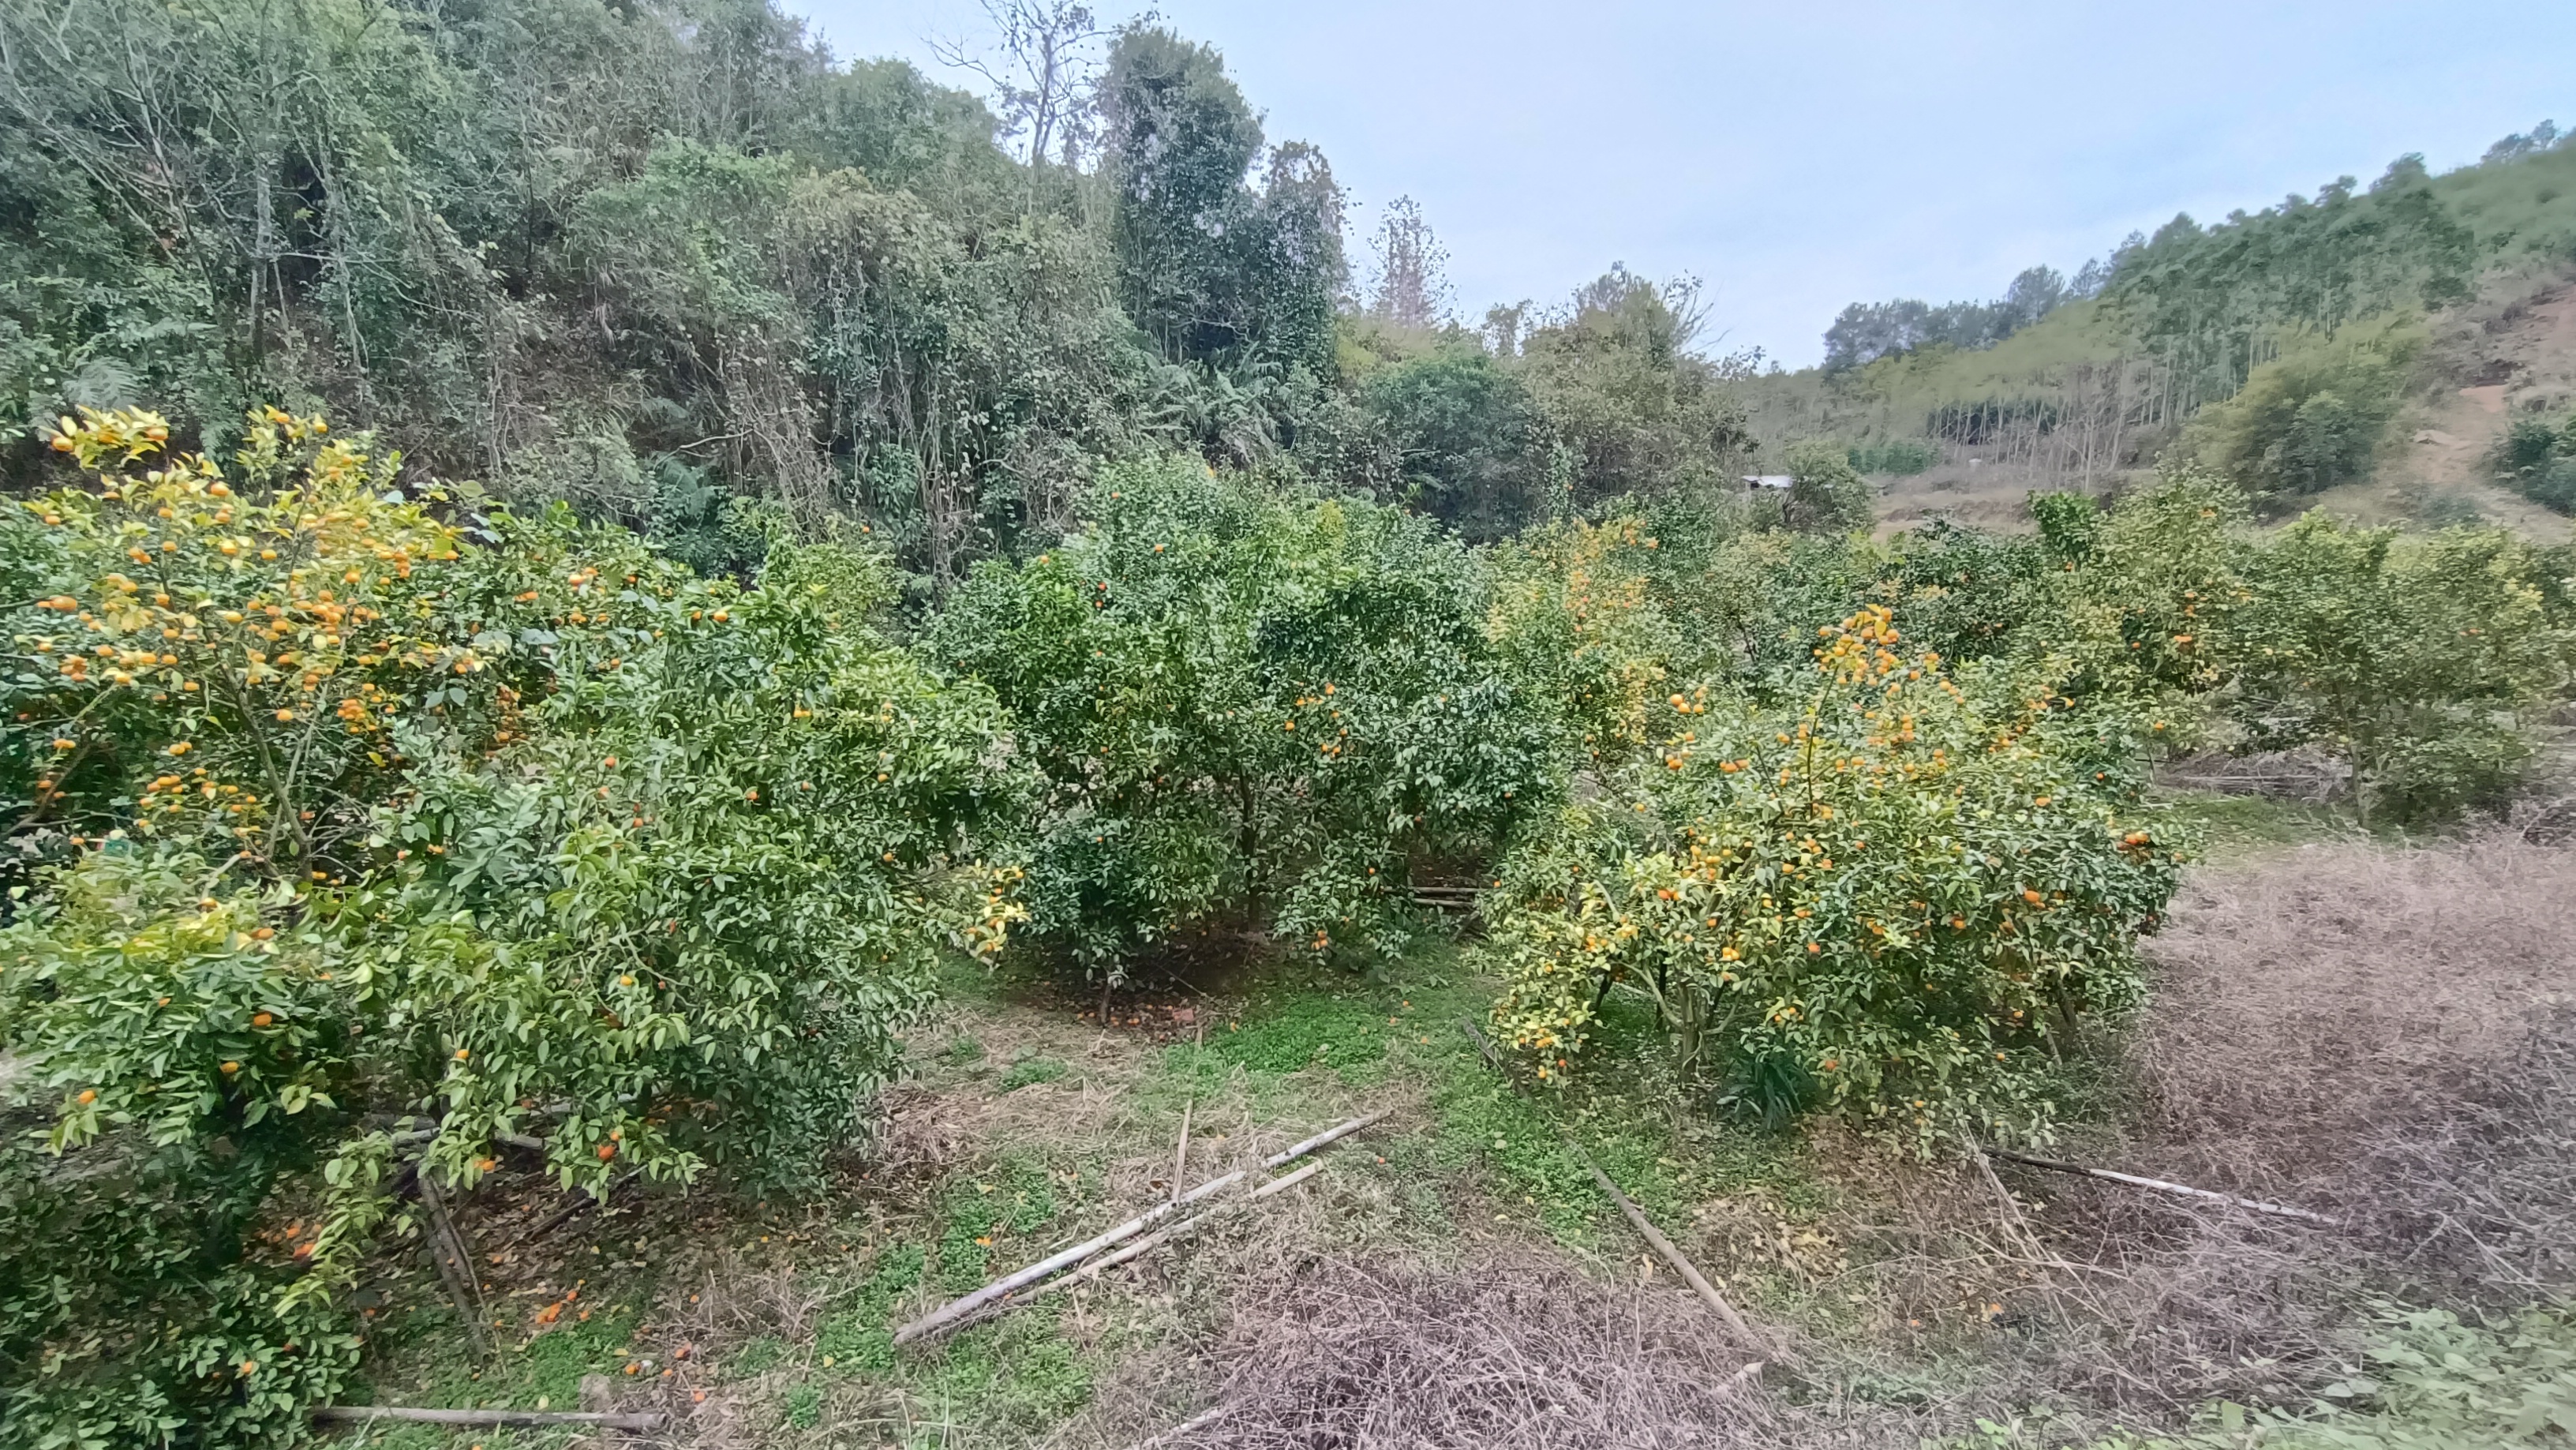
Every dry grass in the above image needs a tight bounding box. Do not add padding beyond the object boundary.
[1136,1256,1769,1449]
[1938,834,2576,1414]
[2131,834,2576,1197]
[1065,1246,1955,1450]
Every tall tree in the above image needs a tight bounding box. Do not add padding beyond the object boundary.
[1099,25,1264,361]
[929,0,1113,173]
[1368,195,1452,329]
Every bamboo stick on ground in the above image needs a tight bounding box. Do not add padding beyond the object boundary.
[1125,1400,1232,1450]
[1984,1148,2343,1227]
[1571,1144,1773,1359]
[313,1407,663,1430]
[895,1111,1383,1347]
[1030,1160,1327,1304]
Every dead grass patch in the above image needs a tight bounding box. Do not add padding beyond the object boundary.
[2132,834,2576,1196]
[1945,834,2576,1415]
[1076,1251,1890,1450]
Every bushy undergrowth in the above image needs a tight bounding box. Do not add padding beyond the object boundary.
[0,411,1028,1442]
[932,455,1554,976]
[2492,408,2576,514]
[2183,319,2422,506]
[1,407,2572,1446]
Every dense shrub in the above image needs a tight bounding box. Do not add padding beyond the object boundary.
[2185,320,2421,503]
[1358,350,1546,541]
[1484,604,2181,1145]
[1848,439,1941,475]
[2231,515,2571,822]
[1780,439,1877,533]
[932,455,1556,976]
[0,410,1027,1439]
[2491,410,2576,513]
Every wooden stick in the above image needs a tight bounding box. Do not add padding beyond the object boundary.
[1985,1148,2343,1227]
[1125,1400,1232,1450]
[895,1111,1382,1346]
[1958,1130,2054,1259]
[1459,1014,1504,1073]
[414,1171,491,1360]
[1258,1111,1384,1171]
[1032,1160,1325,1304]
[1572,1144,1772,1358]
[313,1406,664,1430]
[1171,1100,1193,1206]
[511,1169,639,1250]
[1451,1019,1772,1373]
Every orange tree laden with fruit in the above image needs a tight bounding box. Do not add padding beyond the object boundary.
[0,411,1028,1445]
[1483,605,2184,1148]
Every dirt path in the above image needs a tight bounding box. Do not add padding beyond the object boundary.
[2369,277,2576,538]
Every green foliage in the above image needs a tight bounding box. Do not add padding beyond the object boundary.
[1484,604,2181,1147]
[1100,26,1342,377]
[1956,1301,2576,1450]
[2105,166,2469,407]
[0,1129,356,1450]
[2185,320,2423,503]
[2491,410,2576,514]
[1516,268,1757,510]
[997,1055,1070,1092]
[1781,440,1876,534]
[2289,1302,2576,1449]
[0,410,1032,1443]
[1211,992,1394,1074]
[1849,439,1941,475]
[931,455,1556,978]
[933,1158,1060,1294]
[1359,350,1545,541]
[2230,515,2570,822]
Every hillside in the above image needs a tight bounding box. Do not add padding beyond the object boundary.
[1744,133,2576,535]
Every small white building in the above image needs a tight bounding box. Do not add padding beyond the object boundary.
[1742,474,1794,492]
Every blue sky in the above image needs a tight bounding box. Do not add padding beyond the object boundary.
[795,0,2575,369]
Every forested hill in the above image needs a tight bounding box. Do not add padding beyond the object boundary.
[1749,125,2576,526]
[0,0,1754,592]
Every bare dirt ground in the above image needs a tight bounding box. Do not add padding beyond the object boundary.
[2317,266,2576,537]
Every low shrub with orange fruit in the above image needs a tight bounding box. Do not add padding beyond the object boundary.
[1483,604,2185,1149]
[0,410,1030,1443]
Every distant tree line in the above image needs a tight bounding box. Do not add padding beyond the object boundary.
[1820,262,2103,373]
[1792,121,2576,494]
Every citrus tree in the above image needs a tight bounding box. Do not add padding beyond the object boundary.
[0,410,1028,1444]
[1485,605,2183,1147]
[932,454,1556,976]
[2230,513,2573,822]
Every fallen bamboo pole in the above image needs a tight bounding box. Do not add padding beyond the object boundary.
[1572,1144,1772,1358]
[1032,1160,1325,1303]
[1984,1148,2343,1227]
[1452,1017,1773,1363]
[1125,1400,1232,1450]
[895,1111,1382,1347]
[313,1406,664,1430]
